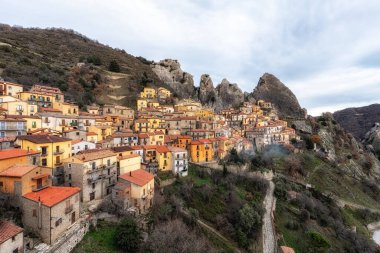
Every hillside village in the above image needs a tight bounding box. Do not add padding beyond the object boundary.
[0,79,302,252]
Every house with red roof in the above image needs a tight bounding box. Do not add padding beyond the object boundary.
[22,186,80,245]
[0,165,51,205]
[0,220,24,253]
[112,169,154,214]
[0,148,40,173]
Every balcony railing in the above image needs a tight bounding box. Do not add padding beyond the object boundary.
[32,184,49,192]
[65,205,73,214]
[55,162,63,166]
[54,149,64,155]
[41,152,48,157]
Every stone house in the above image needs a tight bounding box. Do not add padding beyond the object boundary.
[62,149,117,203]
[22,186,80,245]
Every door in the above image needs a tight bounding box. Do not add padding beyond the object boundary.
[71,212,76,224]
[37,178,42,189]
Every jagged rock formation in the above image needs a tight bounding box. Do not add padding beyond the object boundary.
[215,79,244,111]
[363,123,380,157]
[333,104,380,140]
[252,73,306,119]
[199,74,217,105]
[151,59,195,99]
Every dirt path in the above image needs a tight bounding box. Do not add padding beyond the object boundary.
[262,180,276,253]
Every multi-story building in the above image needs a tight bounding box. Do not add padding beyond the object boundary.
[71,140,96,155]
[0,99,38,116]
[0,81,23,97]
[22,186,80,245]
[156,146,172,171]
[0,116,26,137]
[15,135,72,183]
[168,146,188,176]
[140,87,156,99]
[0,149,40,172]
[0,220,24,253]
[189,139,213,163]
[62,149,117,203]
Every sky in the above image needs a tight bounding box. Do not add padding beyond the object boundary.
[1,0,380,115]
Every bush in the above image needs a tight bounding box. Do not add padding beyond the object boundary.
[114,217,142,252]
[108,60,120,72]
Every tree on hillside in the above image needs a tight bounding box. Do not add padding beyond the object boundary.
[109,60,120,72]
[114,217,142,252]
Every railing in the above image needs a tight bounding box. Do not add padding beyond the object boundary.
[65,205,73,214]
[32,184,49,192]
[55,162,63,166]
[41,152,48,157]
[54,149,64,155]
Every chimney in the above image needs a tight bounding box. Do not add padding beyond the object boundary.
[129,171,132,176]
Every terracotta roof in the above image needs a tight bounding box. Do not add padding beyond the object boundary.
[40,108,62,113]
[280,246,295,253]
[23,186,80,207]
[73,149,115,162]
[119,169,154,186]
[0,220,23,244]
[117,154,140,160]
[86,132,97,136]
[71,140,82,145]
[112,146,134,152]
[17,135,71,143]
[156,146,170,153]
[0,165,38,177]
[138,133,149,138]
[0,149,40,160]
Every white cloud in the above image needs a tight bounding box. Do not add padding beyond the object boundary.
[1,0,380,113]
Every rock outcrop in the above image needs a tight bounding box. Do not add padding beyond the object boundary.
[363,123,380,157]
[215,79,244,111]
[199,74,217,105]
[252,73,306,119]
[333,104,380,140]
[151,59,195,99]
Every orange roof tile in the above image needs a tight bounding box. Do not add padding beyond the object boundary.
[86,132,97,136]
[0,165,38,177]
[0,149,40,160]
[156,146,170,153]
[280,246,295,253]
[0,220,23,244]
[119,169,154,187]
[23,186,80,207]
[71,140,82,145]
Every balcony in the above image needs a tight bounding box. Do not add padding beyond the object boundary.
[84,122,91,126]
[59,122,68,126]
[41,152,48,157]
[65,205,74,214]
[54,149,64,155]
[32,184,49,192]
[55,162,63,166]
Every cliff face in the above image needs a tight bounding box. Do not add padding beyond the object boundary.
[150,59,195,99]
[333,104,380,140]
[363,123,380,157]
[252,73,306,119]
[198,74,217,105]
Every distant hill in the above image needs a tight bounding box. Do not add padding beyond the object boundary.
[333,104,380,140]
[0,24,170,108]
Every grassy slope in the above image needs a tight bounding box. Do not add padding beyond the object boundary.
[0,24,168,108]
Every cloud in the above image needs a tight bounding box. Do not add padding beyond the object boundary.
[1,0,380,115]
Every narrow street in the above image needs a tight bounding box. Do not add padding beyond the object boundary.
[262,180,276,253]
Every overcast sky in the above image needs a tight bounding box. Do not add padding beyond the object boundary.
[1,0,380,115]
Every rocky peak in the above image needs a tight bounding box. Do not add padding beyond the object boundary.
[151,59,195,99]
[252,73,306,119]
[215,78,244,110]
[199,74,217,105]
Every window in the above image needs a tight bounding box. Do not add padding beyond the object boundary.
[68,174,72,180]
[107,159,111,166]
[32,209,37,217]
[30,106,35,112]
[17,131,22,136]
[55,218,62,227]
[32,121,36,128]
[68,163,72,168]
[13,248,18,253]
[85,145,88,150]
[12,236,16,242]
[92,183,95,189]
[0,132,5,138]
[41,159,47,166]
[0,122,6,130]
[92,162,96,170]
[0,181,3,188]
[32,157,37,165]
